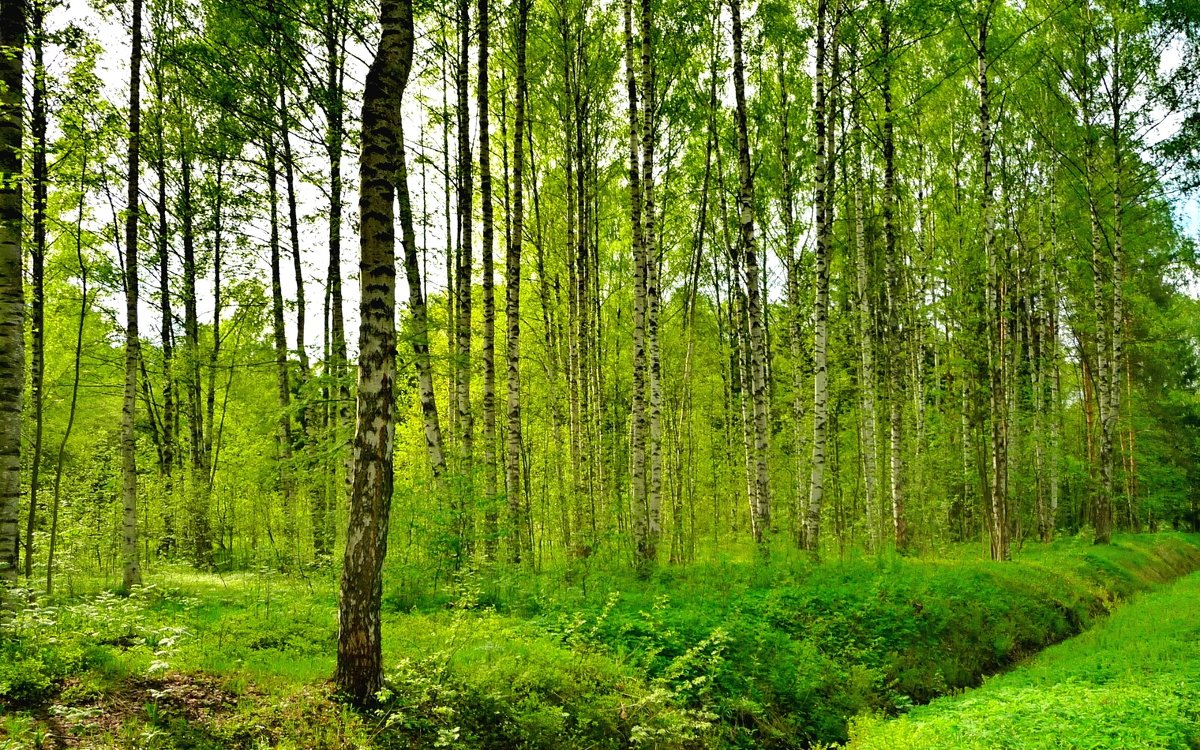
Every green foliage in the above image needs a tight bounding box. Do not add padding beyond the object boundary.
[0,585,192,708]
[843,566,1200,749]
[3,534,1198,749]
[500,534,1200,747]
[9,0,1200,745]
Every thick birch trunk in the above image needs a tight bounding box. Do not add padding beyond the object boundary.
[639,0,664,564]
[0,0,23,584]
[335,0,413,705]
[625,0,652,568]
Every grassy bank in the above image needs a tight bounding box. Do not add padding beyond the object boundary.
[841,565,1200,749]
[2,533,1199,749]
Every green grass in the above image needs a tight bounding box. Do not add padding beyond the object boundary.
[841,567,1200,749]
[3,532,1200,749]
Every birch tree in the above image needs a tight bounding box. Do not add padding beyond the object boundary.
[120,0,146,589]
[806,0,833,553]
[335,0,414,706]
[0,0,23,586]
[729,0,772,546]
[506,0,530,564]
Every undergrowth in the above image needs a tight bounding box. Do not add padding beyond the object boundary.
[841,565,1200,749]
[1,532,1198,749]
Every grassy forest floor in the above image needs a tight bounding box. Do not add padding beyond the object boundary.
[843,564,1200,749]
[2,532,1199,749]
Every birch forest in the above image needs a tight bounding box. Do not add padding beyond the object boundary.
[2,0,1200,744]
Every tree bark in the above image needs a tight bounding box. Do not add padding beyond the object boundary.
[1096,27,1125,544]
[478,0,498,560]
[280,92,308,376]
[324,0,348,409]
[778,44,808,549]
[506,0,529,564]
[0,0,24,585]
[121,0,145,589]
[562,26,581,551]
[625,0,653,569]
[335,0,413,706]
[320,0,348,563]
[179,125,212,566]
[732,0,771,545]
[399,130,448,483]
[441,18,456,443]
[266,141,296,563]
[1031,196,1050,542]
[640,0,664,567]
[25,2,47,578]
[807,0,832,554]
[154,73,176,556]
[453,0,475,562]
[977,0,1008,560]
[882,2,908,553]
[205,153,224,481]
[1047,192,1061,530]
